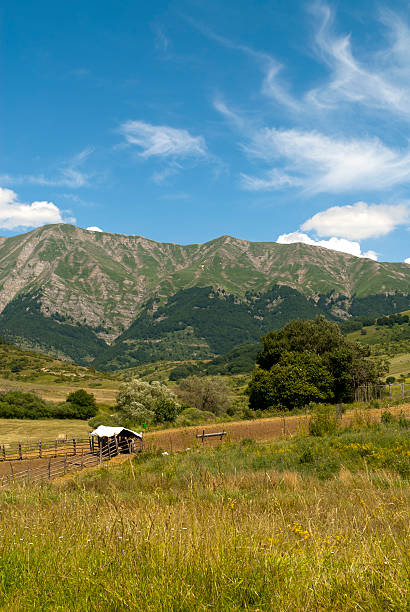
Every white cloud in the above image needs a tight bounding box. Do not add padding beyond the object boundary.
[307,4,410,118]
[86,226,103,232]
[0,187,74,230]
[0,148,93,189]
[276,231,377,261]
[242,128,410,193]
[301,202,409,240]
[405,257,410,264]
[213,99,246,129]
[120,120,206,159]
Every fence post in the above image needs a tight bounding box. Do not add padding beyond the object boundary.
[73,439,76,456]
[18,443,22,461]
[114,435,119,456]
[48,458,51,480]
[27,465,30,483]
[81,448,84,468]
[54,440,57,458]
[2,445,5,461]
[401,383,405,399]
[39,440,42,458]
[88,437,92,453]
[64,454,67,475]
[99,441,102,464]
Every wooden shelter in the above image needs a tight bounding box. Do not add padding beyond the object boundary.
[90,425,143,456]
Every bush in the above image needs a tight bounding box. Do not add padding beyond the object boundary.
[52,401,96,420]
[175,407,216,427]
[115,379,181,425]
[177,376,231,415]
[88,414,122,429]
[65,389,97,418]
[309,405,339,437]
[0,391,52,419]
[381,410,395,425]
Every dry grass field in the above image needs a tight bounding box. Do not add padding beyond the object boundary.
[0,377,119,405]
[144,403,410,452]
[0,415,408,611]
[0,418,91,445]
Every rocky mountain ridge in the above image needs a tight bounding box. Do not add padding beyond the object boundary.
[0,224,409,367]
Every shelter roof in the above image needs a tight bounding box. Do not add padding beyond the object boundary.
[90,425,142,439]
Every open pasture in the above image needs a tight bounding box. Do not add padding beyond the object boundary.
[0,418,90,445]
[0,417,408,611]
[144,403,410,452]
[0,377,119,405]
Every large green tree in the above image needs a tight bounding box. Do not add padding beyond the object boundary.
[247,317,387,410]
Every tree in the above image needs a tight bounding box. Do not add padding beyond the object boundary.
[177,376,231,415]
[115,379,180,425]
[248,351,334,410]
[65,389,98,419]
[247,317,387,410]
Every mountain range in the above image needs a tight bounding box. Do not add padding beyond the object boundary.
[0,223,409,369]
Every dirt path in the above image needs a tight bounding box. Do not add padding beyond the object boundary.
[1,404,408,480]
[143,404,410,453]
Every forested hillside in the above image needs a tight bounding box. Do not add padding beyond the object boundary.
[1,224,410,367]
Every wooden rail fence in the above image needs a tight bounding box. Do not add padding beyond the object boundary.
[0,437,93,462]
[0,437,138,488]
[355,382,410,402]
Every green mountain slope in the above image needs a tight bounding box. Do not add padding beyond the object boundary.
[0,224,409,367]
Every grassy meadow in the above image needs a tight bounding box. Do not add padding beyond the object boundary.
[0,418,91,445]
[0,415,408,611]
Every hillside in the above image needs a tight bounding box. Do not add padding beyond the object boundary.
[1,224,410,367]
[0,339,119,404]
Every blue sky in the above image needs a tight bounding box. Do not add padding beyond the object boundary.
[1,0,410,263]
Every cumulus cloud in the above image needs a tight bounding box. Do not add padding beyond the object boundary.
[120,120,206,159]
[301,202,409,240]
[0,187,74,230]
[241,128,410,194]
[276,231,378,261]
[86,226,103,232]
[405,258,410,264]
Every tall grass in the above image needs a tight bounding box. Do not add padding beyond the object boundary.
[0,423,408,611]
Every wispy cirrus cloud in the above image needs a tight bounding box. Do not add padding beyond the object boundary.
[0,148,93,189]
[241,128,410,194]
[120,120,207,159]
[0,187,75,230]
[306,4,410,118]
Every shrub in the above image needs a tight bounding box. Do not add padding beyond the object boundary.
[0,390,52,419]
[381,410,395,425]
[175,407,215,427]
[309,405,339,437]
[66,389,97,418]
[115,379,180,425]
[177,376,232,415]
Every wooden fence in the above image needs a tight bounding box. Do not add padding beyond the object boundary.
[355,382,410,402]
[0,437,92,462]
[0,437,138,488]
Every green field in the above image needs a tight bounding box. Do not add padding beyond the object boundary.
[0,416,408,611]
[347,317,410,381]
[0,418,91,445]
